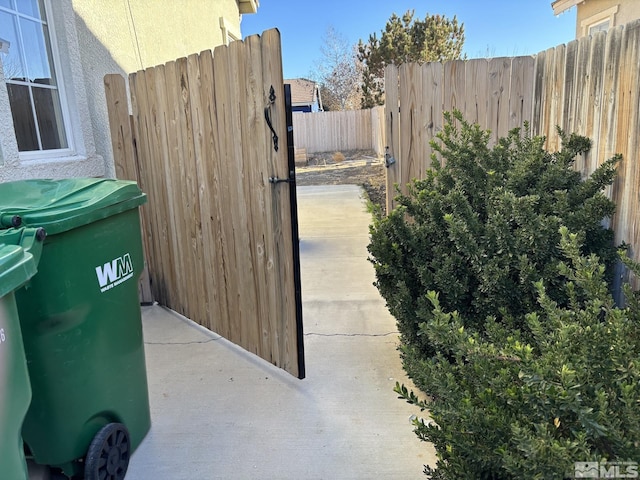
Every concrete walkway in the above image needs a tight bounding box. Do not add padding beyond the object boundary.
[125,185,435,479]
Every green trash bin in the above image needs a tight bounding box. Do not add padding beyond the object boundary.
[0,178,151,478]
[0,227,45,480]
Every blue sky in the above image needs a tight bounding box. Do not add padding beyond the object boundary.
[241,1,577,79]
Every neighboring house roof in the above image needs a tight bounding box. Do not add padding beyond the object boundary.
[552,0,582,15]
[285,78,318,104]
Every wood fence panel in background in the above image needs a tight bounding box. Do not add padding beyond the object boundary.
[612,22,640,291]
[571,35,592,174]
[562,40,579,135]
[531,48,547,137]
[464,59,488,126]
[292,108,385,155]
[104,75,153,304]
[371,106,386,156]
[385,18,640,297]
[509,56,535,131]
[487,57,512,143]
[599,26,624,189]
[400,62,422,191]
[105,29,304,378]
[583,32,606,176]
[421,61,443,177]
[384,65,400,213]
[548,44,567,151]
[443,60,466,121]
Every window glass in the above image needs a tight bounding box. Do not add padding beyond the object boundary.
[33,86,67,149]
[1,0,68,153]
[589,21,610,35]
[6,83,38,151]
[0,10,26,80]
[16,0,40,19]
[20,16,52,83]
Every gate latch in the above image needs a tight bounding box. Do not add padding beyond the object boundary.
[269,171,295,185]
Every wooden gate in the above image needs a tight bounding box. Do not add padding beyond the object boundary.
[104,29,305,378]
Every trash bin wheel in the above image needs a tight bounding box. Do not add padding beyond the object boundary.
[84,423,131,480]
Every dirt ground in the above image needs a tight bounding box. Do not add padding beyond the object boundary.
[294,150,387,214]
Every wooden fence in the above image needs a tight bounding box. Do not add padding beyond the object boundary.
[105,29,304,378]
[293,106,385,155]
[385,20,640,279]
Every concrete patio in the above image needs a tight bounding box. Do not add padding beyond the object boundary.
[124,185,435,479]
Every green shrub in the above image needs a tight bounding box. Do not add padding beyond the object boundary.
[396,228,640,479]
[368,112,620,362]
[367,113,636,478]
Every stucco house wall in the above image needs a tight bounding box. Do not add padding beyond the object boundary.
[0,0,255,182]
[577,0,640,36]
[553,0,640,37]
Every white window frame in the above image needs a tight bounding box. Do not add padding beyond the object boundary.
[1,0,75,161]
[580,5,619,37]
[219,17,240,45]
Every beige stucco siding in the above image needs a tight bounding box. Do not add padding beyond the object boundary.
[576,0,640,36]
[71,0,243,177]
[72,0,242,72]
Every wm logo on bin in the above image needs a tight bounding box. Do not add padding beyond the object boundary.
[96,253,134,293]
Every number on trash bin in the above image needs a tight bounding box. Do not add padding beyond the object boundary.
[0,328,5,342]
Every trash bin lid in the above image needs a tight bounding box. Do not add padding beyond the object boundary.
[0,179,146,235]
[0,243,37,298]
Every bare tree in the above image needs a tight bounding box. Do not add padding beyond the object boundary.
[313,26,362,111]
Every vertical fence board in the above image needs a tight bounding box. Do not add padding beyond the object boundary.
[422,62,443,171]
[131,68,173,305]
[509,56,535,130]
[129,72,161,298]
[563,40,580,135]
[571,35,592,174]
[371,106,385,157]
[487,57,512,144]
[244,35,273,358]
[262,28,300,376]
[211,44,242,345]
[195,49,227,335]
[185,53,213,329]
[443,60,466,120]
[153,65,180,309]
[399,62,421,191]
[613,21,640,274]
[623,22,640,266]
[104,74,153,304]
[531,49,547,136]
[549,45,567,151]
[105,75,137,182]
[583,31,606,176]
[385,64,400,212]
[599,26,624,204]
[465,59,488,127]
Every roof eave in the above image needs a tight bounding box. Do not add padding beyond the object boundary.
[552,0,582,15]
[239,0,259,14]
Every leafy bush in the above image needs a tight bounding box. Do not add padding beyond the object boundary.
[367,113,638,478]
[396,228,640,479]
[368,112,620,361]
